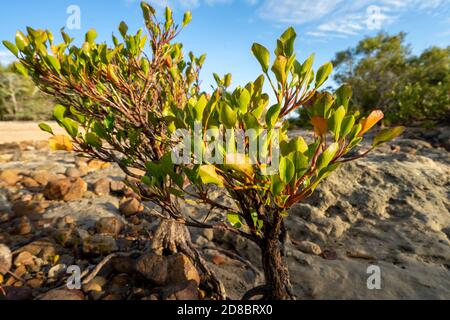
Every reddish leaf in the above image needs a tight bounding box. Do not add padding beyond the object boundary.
[358,110,384,137]
[310,116,328,136]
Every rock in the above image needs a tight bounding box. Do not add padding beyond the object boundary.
[93,178,111,196]
[11,216,32,235]
[159,280,199,300]
[43,177,87,201]
[11,200,47,219]
[31,170,53,186]
[112,256,135,274]
[53,228,79,248]
[0,244,12,274]
[95,217,123,236]
[65,167,81,178]
[48,264,67,279]
[0,169,21,186]
[202,229,214,241]
[346,250,376,260]
[110,180,126,195]
[39,288,85,300]
[82,235,118,255]
[166,253,201,285]
[135,253,168,286]
[21,177,40,189]
[18,239,61,261]
[87,159,110,172]
[14,251,36,267]
[55,215,76,230]
[295,241,322,256]
[119,198,144,217]
[1,286,33,300]
[27,278,44,289]
[83,276,106,293]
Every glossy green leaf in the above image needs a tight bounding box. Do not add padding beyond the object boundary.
[38,123,54,135]
[270,175,285,196]
[340,115,355,139]
[15,32,28,51]
[227,213,243,228]
[85,29,97,44]
[251,43,270,73]
[278,27,296,56]
[329,106,346,141]
[271,55,288,85]
[238,88,251,114]
[373,126,405,147]
[85,132,102,148]
[279,157,295,184]
[182,11,192,26]
[315,62,333,88]
[199,165,224,187]
[266,104,281,128]
[3,41,18,58]
[219,103,237,128]
[61,118,79,138]
[53,105,66,122]
[316,142,339,171]
[119,21,128,38]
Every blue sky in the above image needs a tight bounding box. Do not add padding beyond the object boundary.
[1,0,449,90]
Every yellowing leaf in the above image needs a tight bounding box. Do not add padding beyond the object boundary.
[373,126,405,147]
[310,116,328,136]
[358,110,384,137]
[49,135,73,152]
[199,165,224,187]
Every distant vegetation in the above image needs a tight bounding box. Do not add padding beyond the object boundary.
[295,33,450,127]
[0,63,53,120]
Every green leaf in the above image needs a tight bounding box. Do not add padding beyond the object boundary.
[227,212,243,228]
[340,115,355,139]
[224,73,232,87]
[278,27,297,56]
[2,41,18,58]
[46,55,61,72]
[329,106,346,141]
[199,165,224,187]
[251,43,270,73]
[53,105,66,122]
[38,123,54,135]
[219,103,237,128]
[316,142,339,171]
[13,62,27,76]
[61,118,79,138]
[119,21,128,38]
[15,32,28,51]
[291,151,309,173]
[279,157,295,184]
[271,55,288,85]
[335,84,352,111]
[300,54,315,76]
[266,104,281,128]
[85,29,97,44]
[315,62,333,88]
[270,175,285,196]
[85,132,102,148]
[183,11,192,26]
[238,88,251,114]
[289,137,308,153]
[373,126,405,147]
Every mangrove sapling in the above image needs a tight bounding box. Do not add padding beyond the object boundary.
[165,27,405,300]
[3,2,226,299]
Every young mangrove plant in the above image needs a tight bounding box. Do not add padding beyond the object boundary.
[3,2,226,299]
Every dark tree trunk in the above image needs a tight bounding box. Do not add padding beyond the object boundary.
[151,219,227,300]
[259,237,296,300]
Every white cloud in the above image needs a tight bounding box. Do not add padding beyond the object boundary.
[0,51,16,66]
[259,0,342,24]
[258,0,449,39]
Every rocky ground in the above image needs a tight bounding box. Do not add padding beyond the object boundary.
[0,125,449,300]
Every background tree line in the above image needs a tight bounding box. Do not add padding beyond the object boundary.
[0,63,53,120]
[296,32,450,127]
